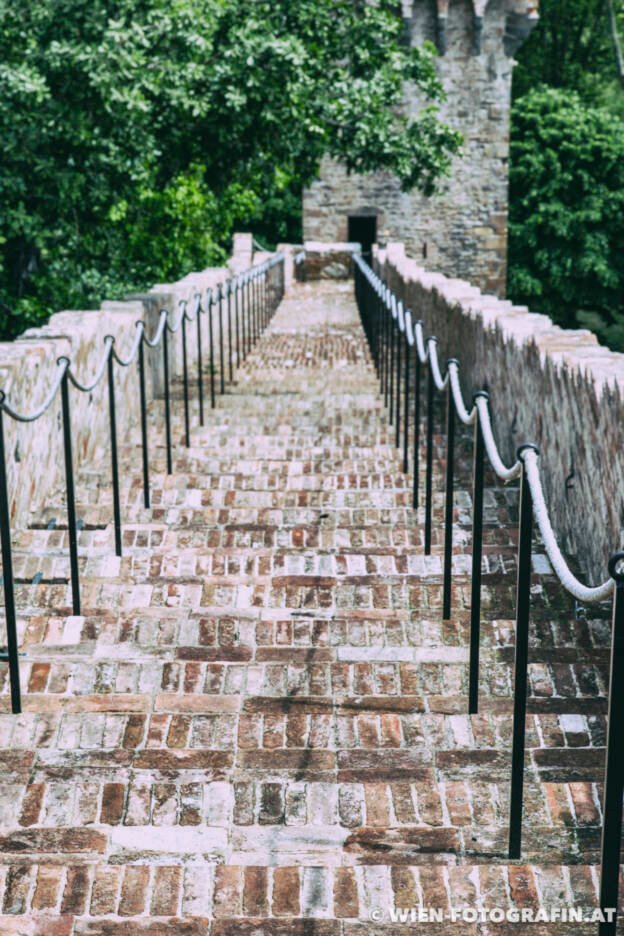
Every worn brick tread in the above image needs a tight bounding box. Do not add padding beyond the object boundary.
[0,282,612,929]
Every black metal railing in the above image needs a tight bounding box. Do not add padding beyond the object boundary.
[0,253,285,715]
[354,253,623,936]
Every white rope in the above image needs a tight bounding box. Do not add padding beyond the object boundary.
[143,310,168,348]
[355,252,617,598]
[112,323,144,368]
[522,448,614,602]
[405,310,414,347]
[427,339,448,391]
[475,395,521,482]
[67,336,114,392]
[414,321,427,363]
[448,362,476,426]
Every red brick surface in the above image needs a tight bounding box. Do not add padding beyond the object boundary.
[0,281,616,932]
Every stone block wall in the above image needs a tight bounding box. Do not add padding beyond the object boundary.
[303,242,362,281]
[375,242,624,587]
[303,0,538,297]
[0,236,263,531]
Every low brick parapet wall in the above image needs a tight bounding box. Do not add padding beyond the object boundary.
[375,242,624,586]
[303,242,361,281]
[0,236,263,530]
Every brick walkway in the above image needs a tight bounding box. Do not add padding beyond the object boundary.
[0,281,614,934]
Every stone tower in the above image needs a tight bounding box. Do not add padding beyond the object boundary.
[302,0,538,296]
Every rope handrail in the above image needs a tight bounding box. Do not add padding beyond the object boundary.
[0,246,286,718]
[0,252,284,421]
[522,447,613,602]
[353,252,615,603]
[142,310,168,349]
[353,247,624,916]
[111,322,145,368]
[0,359,68,423]
[66,337,114,392]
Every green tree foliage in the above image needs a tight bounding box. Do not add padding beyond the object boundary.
[508,0,624,348]
[512,0,618,102]
[0,0,460,340]
[508,88,624,348]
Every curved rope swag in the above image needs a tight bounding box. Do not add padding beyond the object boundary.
[354,253,624,929]
[0,252,285,716]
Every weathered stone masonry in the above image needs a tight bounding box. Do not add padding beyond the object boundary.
[376,241,624,586]
[0,272,615,934]
[0,234,255,532]
[303,0,539,296]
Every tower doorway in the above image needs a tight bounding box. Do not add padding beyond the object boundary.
[348,215,377,264]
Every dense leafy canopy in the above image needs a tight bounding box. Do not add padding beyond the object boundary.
[508,88,624,346]
[508,0,624,348]
[513,0,621,103]
[0,0,460,340]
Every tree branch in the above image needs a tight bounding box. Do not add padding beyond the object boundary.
[605,0,624,86]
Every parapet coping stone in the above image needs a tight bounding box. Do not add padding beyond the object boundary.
[378,244,624,396]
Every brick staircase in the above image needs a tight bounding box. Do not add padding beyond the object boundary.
[0,280,614,934]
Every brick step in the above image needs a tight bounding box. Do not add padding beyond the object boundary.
[1,283,608,931]
[6,536,516,570]
[85,483,465,504]
[11,611,608,659]
[111,455,468,475]
[0,825,607,870]
[27,507,507,535]
[7,558,521,589]
[0,862,608,935]
[8,587,518,619]
[0,743,609,787]
[0,709,605,747]
[16,641,611,682]
[5,650,610,711]
[0,773,605,831]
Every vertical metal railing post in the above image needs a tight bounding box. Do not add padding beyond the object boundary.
[442,361,457,621]
[240,278,246,361]
[508,444,537,860]
[424,340,436,556]
[403,329,410,474]
[376,288,383,379]
[227,281,233,382]
[106,346,123,557]
[59,364,81,615]
[247,275,252,354]
[234,277,240,368]
[0,400,21,713]
[372,285,377,357]
[394,319,401,443]
[413,339,422,510]
[181,311,190,447]
[252,274,258,344]
[255,272,260,339]
[384,295,391,408]
[137,337,150,508]
[218,284,225,394]
[389,316,395,426]
[598,553,624,936]
[379,288,386,394]
[163,326,173,474]
[468,392,487,713]
[258,270,263,331]
[196,300,205,427]
[208,290,216,409]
